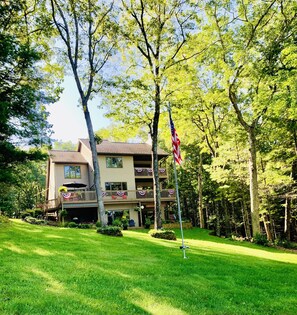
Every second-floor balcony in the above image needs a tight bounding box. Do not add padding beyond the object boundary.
[44,189,176,212]
[134,167,167,177]
[60,189,175,204]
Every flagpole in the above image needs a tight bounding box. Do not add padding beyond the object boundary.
[168,104,188,259]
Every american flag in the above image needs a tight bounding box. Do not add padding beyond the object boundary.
[169,113,182,165]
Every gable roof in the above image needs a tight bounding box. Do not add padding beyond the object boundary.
[49,150,88,164]
[79,139,169,156]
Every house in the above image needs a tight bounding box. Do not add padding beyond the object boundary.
[45,139,176,226]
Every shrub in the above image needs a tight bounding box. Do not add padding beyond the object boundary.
[253,233,269,246]
[68,222,78,228]
[149,229,177,240]
[144,218,151,229]
[23,216,46,225]
[97,226,123,237]
[21,211,31,219]
[0,215,10,224]
[34,209,43,217]
[274,238,295,249]
[78,223,91,229]
[95,221,102,228]
[112,219,122,227]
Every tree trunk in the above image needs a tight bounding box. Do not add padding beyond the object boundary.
[151,134,162,229]
[285,196,291,241]
[197,152,205,228]
[248,127,260,236]
[151,79,162,229]
[263,213,273,242]
[214,201,220,237]
[83,104,106,226]
[205,204,209,229]
[241,199,251,239]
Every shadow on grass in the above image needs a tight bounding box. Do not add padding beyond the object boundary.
[1,221,297,315]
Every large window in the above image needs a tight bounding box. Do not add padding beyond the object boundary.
[105,182,127,191]
[64,166,81,179]
[106,157,123,168]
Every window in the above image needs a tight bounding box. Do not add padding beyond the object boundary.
[106,157,123,168]
[64,166,81,179]
[105,182,127,191]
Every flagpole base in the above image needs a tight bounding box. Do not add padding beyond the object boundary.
[180,245,189,259]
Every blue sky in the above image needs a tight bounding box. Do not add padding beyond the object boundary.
[47,76,111,143]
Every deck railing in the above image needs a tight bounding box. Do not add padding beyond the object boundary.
[60,189,175,203]
[134,167,167,176]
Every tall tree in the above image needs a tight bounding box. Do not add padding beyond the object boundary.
[201,0,297,236]
[50,0,116,225]
[0,0,57,185]
[106,0,200,229]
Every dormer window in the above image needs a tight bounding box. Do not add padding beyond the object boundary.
[106,157,123,168]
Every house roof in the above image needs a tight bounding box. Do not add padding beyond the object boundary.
[79,139,169,156]
[49,150,88,164]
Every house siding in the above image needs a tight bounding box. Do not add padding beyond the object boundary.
[99,155,136,191]
[46,139,170,226]
[54,163,89,195]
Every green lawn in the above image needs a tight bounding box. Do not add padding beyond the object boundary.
[1,220,297,315]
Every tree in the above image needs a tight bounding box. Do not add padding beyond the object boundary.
[201,0,297,236]
[50,0,117,225]
[105,0,200,229]
[0,0,57,186]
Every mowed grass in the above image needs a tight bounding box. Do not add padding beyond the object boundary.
[1,220,297,315]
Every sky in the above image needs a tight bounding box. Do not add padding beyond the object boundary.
[47,76,111,144]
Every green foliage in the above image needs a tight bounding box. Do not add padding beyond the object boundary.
[149,229,177,241]
[23,216,46,225]
[78,223,91,229]
[64,222,92,229]
[144,218,151,229]
[97,226,123,237]
[112,219,122,227]
[253,233,269,247]
[21,209,43,219]
[60,209,68,217]
[68,222,78,228]
[0,215,10,224]
[0,2,58,186]
[274,238,296,250]
[53,141,76,151]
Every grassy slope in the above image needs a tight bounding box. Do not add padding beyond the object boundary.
[0,220,297,315]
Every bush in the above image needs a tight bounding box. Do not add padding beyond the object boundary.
[68,222,78,228]
[149,229,177,240]
[97,226,123,237]
[0,215,10,224]
[78,223,91,229]
[253,233,269,246]
[21,211,31,219]
[144,218,151,229]
[274,238,296,249]
[112,219,122,227]
[23,216,46,225]
[95,221,102,228]
[34,209,43,217]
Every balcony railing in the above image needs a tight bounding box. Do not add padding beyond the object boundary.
[60,189,175,204]
[134,167,167,177]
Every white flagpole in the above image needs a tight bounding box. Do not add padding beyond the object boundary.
[168,105,188,259]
